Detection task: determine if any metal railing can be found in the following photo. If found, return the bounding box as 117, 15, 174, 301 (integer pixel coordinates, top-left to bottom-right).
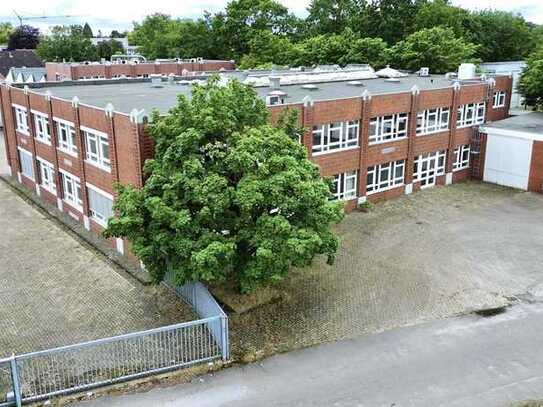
1, 282, 229, 406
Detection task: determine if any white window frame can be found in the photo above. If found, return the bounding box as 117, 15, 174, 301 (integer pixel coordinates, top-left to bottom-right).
36, 157, 56, 195
59, 169, 83, 211
17, 147, 34, 180
31, 110, 51, 145
55, 118, 78, 156
12, 104, 29, 135
457, 102, 485, 128
413, 150, 446, 188
86, 182, 114, 226
369, 113, 408, 145
82, 126, 111, 172
493, 91, 506, 108
331, 170, 358, 201
312, 120, 359, 155
453, 144, 470, 171
416, 107, 450, 136
366, 160, 405, 194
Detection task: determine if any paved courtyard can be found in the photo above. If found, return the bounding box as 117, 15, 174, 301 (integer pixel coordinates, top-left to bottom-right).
0, 132, 194, 357
231, 182, 543, 358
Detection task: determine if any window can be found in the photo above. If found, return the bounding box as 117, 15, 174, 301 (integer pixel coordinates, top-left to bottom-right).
87, 184, 114, 226
312, 120, 359, 154
37, 158, 56, 194
413, 150, 446, 188
32, 111, 51, 144
493, 91, 506, 108
369, 113, 408, 144
416, 107, 450, 135
55, 119, 77, 155
18, 148, 34, 180
453, 145, 470, 171
83, 128, 111, 171
331, 170, 358, 201
457, 102, 485, 128
13, 104, 29, 135
366, 160, 405, 194
60, 171, 83, 211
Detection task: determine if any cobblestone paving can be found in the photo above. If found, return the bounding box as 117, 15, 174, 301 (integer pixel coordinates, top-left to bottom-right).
0, 179, 195, 358
230, 182, 543, 359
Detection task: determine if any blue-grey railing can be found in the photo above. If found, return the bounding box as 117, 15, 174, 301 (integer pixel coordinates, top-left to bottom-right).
0, 281, 229, 407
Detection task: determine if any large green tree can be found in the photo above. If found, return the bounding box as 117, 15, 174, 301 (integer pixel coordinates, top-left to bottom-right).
412, 0, 473, 38
129, 14, 179, 59
0, 22, 13, 45
104, 78, 344, 292
305, 0, 357, 35
36, 25, 98, 62
391, 27, 478, 73
95, 39, 124, 60
7, 25, 40, 50
518, 48, 543, 110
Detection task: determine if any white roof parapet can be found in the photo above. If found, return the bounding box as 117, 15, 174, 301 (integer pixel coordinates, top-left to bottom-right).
105, 103, 114, 118
23, 85, 29, 95
71, 96, 79, 108
44, 90, 52, 101
130, 108, 146, 124
362, 89, 372, 101
411, 85, 420, 96
487, 77, 496, 86
453, 81, 462, 91
302, 95, 314, 107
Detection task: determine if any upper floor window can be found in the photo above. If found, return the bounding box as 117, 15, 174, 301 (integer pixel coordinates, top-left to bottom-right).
60, 170, 83, 211
416, 107, 450, 135
18, 147, 34, 180
369, 113, 408, 145
83, 127, 111, 171
32, 111, 51, 144
331, 170, 358, 201
366, 159, 405, 194
87, 183, 114, 226
13, 104, 29, 135
457, 102, 485, 128
312, 120, 359, 155
55, 119, 77, 156
37, 157, 56, 194
453, 144, 470, 171
493, 91, 506, 108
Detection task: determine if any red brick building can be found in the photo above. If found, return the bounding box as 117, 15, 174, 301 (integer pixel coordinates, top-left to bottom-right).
0, 70, 513, 256
45, 59, 236, 81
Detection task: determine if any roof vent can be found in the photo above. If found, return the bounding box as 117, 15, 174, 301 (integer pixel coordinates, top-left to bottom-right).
266, 90, 287, 106
419, 67, 430, 77
269, 75, 281, 89
347, 80, 365, 86
150, 74, 163, 88
384, 78, 401, 83
301, 84, 318, 90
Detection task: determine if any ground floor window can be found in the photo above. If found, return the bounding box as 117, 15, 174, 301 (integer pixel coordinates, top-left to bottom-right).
414, 150, 446, 188
331, 170, 358, 201
87, 184, 114, 226
60, 171, 83, 211
453, 145, 470, 171
366, 160, 405, 194
18, 148, 34, 180
37, 158, 56, 194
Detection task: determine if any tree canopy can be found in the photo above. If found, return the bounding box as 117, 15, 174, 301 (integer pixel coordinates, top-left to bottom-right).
0, 22, 13, 45
518, 48, 543, 110
7, 25, 40, 50
104, 78, 344, 292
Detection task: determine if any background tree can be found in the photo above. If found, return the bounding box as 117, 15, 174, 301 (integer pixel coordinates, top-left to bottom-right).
0, 22, 13, 45
129, 14, 181, 59
36, 25, 97, 62
412, 0, 473, 38
7, 25, 40, 50
390, 27, 479, 73
110, 30, 127, 38
82, 22, 94, 38
95, 39, 124, 60
518, 48, 543, 110
305, 0, 357, 35
104, 78, 344, 292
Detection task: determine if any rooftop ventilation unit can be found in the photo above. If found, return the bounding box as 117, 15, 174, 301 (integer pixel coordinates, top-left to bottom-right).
301, 84, 318, 90
269, 76, 281, 89
266, 90, 287, 106
384, 78, 401, 82
347, 80, 365, 86
150, 74, 163, 88
458, 63, 476, 80
419, 67, 430, 77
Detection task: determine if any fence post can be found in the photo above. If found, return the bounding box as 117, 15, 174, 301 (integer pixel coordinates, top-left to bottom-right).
9, 354, 22, 407
220, 316, 229, 361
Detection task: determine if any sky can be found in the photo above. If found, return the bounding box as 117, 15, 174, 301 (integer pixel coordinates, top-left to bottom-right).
0, 0, 542, 35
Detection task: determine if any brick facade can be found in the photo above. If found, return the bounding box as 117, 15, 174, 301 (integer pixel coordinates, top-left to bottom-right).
0, 75, 513, 260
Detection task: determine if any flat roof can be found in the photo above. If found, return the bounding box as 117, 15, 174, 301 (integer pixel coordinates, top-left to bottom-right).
482, 112, 543, 136
28, 73, 485, 116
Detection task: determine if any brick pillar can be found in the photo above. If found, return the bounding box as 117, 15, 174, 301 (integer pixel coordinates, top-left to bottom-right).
23, 86, 41, 195
4, 87, 21, 178
405, 86, 420, 193
0, 85, 15, 176
302, 95, 314, 159
446, 82, 461, 183
71, 97, 91, 230
105, 103, 120, 185
45, 91, 64, 210
357, 90, 372, 203
130, 63, 136, 79
104, 65, 112, 79
471, 132, 487, 180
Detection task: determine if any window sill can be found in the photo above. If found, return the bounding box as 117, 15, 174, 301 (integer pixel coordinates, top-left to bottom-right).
368, 136, 408, 147
453, 166, 470, 172
63, 199, 83, 213
312, 145, 359, 157
366, 183, 404, 196
85, 160, 112, 173
16, 129, 30, 137
36, 138, 52, 147
57, 148, 78, 158
40, 185, 57, 196
416, 129, 449, 137
493, 106, 505, 109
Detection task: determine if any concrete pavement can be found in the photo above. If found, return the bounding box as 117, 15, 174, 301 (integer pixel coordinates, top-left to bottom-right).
81, 301, 543, 407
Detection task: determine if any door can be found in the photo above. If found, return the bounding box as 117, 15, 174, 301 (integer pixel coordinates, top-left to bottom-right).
484, 134, 533, 190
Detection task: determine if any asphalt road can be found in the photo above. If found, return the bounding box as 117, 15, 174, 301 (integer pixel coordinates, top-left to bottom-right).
81, 301, 543, 407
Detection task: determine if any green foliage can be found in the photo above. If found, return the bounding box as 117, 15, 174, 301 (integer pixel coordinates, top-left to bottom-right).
129, 14, 179, 59
7, 25, 40, 50
412, 0, 473, 38
36, 25, 98, 62
305, 0, 357, 35
0, 22, 13, 45
518, 48, 543, 110
391, 27, 479, 73
82, 23, 93, 38
358, 201, 374, 213
105, 78, 344, 292
95, 39, 124, 60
